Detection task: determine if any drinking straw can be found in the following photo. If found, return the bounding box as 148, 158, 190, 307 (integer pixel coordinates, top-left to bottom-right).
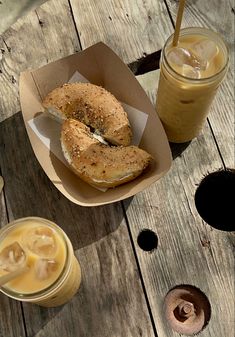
0, 266, 28, 287
173, 0, 186, 46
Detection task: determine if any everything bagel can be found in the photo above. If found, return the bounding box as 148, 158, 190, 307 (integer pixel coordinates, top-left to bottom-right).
43, 82, 132, 146
61, 119, 152, 188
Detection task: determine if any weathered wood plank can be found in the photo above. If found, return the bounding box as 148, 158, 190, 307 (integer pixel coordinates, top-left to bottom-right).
125, 178, 235, 337
0, 294, 26, 337
0, 1, 233, 337
129, 1, 234, 335
124, 69, 234, 336
0, 1, 157, 335
0, 112, 155, 337
0, 0, 80, 123
70, 0, 173, 64
25, 228, 154, 337
165, 0, 234, 168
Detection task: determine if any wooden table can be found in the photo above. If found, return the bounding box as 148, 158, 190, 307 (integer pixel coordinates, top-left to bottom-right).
0, 1, 234, 336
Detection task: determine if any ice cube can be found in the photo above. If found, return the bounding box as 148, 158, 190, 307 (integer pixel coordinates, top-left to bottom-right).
35, 258, 58, 280
0, 242, 26, 272
182, 64, 201, 79
191, 39, 218, 64
23, 226, 57, 258
167, 47, 202, 69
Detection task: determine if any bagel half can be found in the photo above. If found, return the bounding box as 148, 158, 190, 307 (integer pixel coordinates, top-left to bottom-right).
43, 82, 132, 146
61, 119, 152, 188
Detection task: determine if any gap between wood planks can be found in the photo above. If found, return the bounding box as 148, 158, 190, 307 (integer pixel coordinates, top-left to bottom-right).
0, 1, 228, 335
120, 202, 159, 337
67, 0, 82, 50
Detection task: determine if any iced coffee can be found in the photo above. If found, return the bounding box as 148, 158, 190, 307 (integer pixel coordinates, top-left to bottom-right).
0, 217, 81, 307
156, 27, 229, 143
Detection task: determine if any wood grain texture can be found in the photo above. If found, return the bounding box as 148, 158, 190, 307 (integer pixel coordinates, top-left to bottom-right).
0, 0, 80, 123
0, 1, 156, 335
122, 67, 235, 336
69, 0, 173, 64
126, 2, 234, 335
125, 176, 235, 337
165, 0, 234, 168
0, 1, 234, 337
0, 294, 26, 337
0, 112, 155, 337
24, 227, 153, 337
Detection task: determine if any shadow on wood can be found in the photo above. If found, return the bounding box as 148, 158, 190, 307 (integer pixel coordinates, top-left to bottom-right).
128, 49, 161, 75
0, 112, 125, 251
170, 141, 192, 160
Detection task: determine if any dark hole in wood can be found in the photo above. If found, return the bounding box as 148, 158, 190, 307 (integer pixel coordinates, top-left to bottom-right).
195, 169, 235, 231
137, 229, 158, 251
164, 285, 211, 335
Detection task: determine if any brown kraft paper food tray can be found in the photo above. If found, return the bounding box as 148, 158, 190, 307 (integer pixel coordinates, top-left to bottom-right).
19, 42, 172, 206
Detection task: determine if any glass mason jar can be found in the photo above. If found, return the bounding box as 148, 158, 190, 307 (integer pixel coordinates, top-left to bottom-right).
0, 217, 81, 307
156, 27, 229, 143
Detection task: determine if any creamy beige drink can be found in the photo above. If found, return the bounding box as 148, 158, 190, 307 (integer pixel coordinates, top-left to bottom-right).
156, 27, 229, 143
0, 217, 81, 307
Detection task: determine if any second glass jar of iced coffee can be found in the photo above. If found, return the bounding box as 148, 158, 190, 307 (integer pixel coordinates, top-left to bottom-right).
0, 217, 81, 307
156, 27, 229, 143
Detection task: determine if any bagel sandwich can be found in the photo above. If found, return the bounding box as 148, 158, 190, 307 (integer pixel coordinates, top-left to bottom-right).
61, 119, 152, 188
43, 82, 132, 146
